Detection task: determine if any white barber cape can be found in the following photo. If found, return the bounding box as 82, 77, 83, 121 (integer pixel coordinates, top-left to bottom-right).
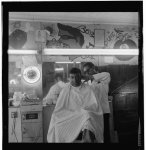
47, 83, 103, 143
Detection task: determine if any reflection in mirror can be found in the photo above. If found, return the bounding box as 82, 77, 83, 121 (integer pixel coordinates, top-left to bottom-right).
42, 61, 82, 100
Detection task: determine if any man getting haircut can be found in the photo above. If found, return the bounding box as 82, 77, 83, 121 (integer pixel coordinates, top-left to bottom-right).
47, 67, 103, 143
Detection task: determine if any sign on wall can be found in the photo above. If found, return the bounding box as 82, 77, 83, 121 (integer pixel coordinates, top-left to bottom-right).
94, 29, 105, 48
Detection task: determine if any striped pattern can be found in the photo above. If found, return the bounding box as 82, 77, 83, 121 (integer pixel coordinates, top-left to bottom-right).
47, 83, 104, 143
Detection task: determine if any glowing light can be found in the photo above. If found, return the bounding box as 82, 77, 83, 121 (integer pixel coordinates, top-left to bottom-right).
55, 62, 81, 64
17, 74, 22, 77
23, 66, 41, 84
10, 79, 17, 85
8, 50, 38, 55
43, 49, 139, 55
55, 68, 64, 71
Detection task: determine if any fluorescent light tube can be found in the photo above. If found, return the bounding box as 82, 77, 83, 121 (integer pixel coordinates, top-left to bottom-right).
55, 62, 81, 64
55, 68, 64, 71
8, 50, 38, 55
43, 49, 139, 55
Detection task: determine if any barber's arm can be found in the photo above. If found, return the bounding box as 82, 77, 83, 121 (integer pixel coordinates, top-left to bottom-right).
43, 87, 56, 105
93, 72, 111, 84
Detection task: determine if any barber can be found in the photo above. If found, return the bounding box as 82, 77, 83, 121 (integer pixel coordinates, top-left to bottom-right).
83, 62, 111, 143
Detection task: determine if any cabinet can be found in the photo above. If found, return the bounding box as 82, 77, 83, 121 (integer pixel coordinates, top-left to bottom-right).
9, 105, 43, 143
21, 122, 43, 143
21, 105, 43, 143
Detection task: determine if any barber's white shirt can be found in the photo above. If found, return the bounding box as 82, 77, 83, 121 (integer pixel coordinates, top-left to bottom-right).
89, 72, 111, 114
43, 81, 66, 105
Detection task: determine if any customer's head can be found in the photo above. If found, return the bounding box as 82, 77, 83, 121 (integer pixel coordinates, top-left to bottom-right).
54, 74, 63, 83
69, 68, 82, 87
83, 62, 98, 80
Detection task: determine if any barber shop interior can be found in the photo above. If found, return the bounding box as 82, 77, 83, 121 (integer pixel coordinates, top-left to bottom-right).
8, 12, 142, 144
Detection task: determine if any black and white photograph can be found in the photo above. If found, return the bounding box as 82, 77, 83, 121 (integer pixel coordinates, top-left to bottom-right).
2, 1, 143, 149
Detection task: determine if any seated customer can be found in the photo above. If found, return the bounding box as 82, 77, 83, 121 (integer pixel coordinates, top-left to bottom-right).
43, 74, 66, 105
47, 68, 103, 143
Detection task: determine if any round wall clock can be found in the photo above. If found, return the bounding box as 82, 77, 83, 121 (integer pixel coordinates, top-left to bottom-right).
23, 66, 41, 84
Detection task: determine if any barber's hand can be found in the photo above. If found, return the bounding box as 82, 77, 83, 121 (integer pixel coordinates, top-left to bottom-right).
83, 76, 93, 83
89, 75, 94, 81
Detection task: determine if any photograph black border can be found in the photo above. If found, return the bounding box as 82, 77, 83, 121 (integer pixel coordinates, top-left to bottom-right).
2, 1, 143, 150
